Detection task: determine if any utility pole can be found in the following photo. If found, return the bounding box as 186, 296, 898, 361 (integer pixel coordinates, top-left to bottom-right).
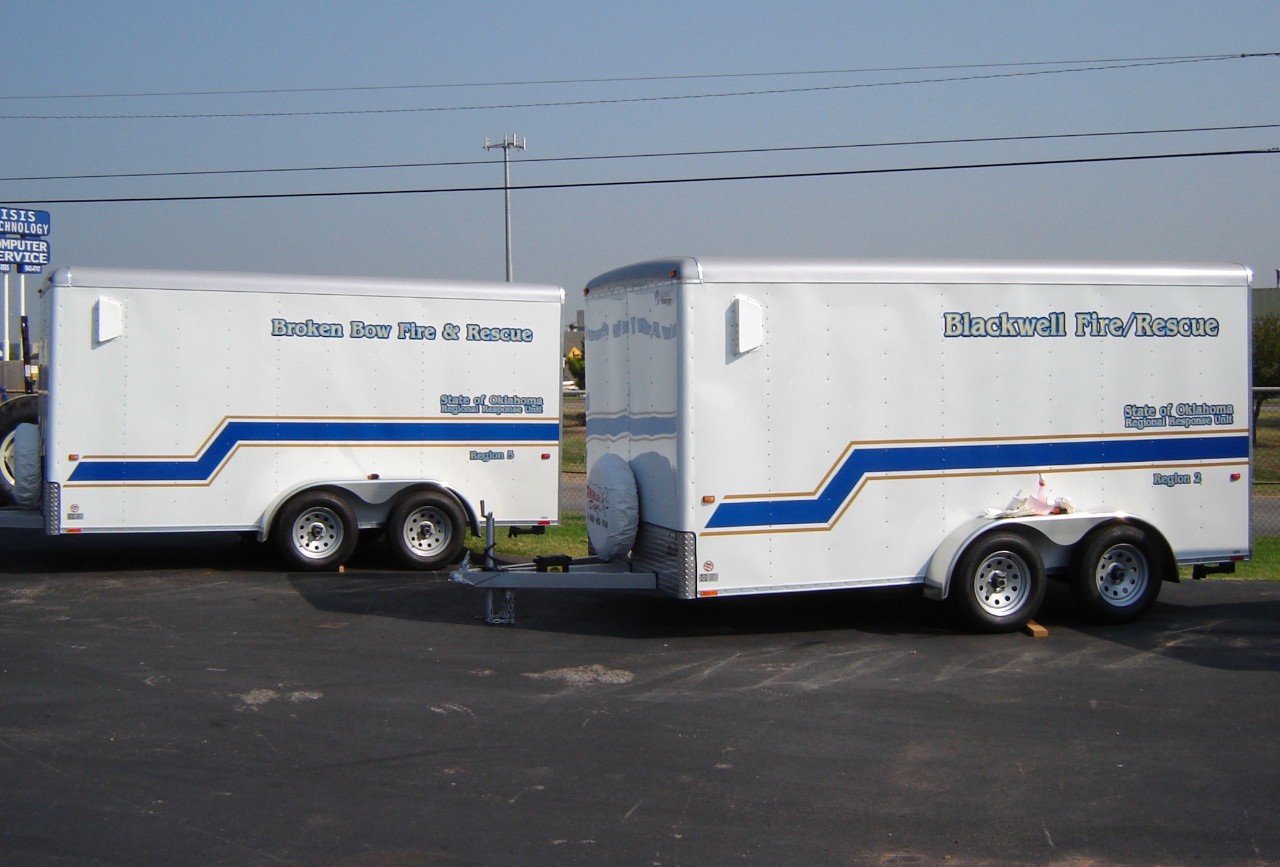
483, 134, 525, 282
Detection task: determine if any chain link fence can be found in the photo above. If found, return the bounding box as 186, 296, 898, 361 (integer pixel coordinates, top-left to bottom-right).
561, 392, 586, 514
1255, 484, 1280, 539
1254, 394, 1280, 541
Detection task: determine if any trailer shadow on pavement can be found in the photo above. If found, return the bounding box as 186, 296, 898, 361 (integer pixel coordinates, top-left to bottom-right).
5, 524, 1274, 648
1064, 587, 1280, 674
0, 528, 273, 575
4, 528, 1278, 675
3, 531, 1280, 865
285, 568, 1280, 671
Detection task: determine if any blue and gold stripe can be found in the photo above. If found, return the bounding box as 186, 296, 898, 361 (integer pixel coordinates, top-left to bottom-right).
68, 417, 559, 484
705, 432, 1249, 533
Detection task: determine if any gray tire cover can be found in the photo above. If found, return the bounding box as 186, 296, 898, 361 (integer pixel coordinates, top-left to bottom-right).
13, 423, 41, 510
585, 453, 639, 561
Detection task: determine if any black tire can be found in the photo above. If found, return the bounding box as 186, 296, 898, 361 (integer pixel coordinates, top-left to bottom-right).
386, 489, 466, 570
0, 396, 38, 506
1069, 524, 1164, 624
274, 490, 359, 571
949, 532, 1047, 633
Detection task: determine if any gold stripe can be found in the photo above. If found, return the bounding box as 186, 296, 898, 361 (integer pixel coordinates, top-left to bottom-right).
720, 430, 1248, 501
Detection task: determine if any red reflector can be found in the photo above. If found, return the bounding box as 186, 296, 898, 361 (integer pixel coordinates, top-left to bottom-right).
541, 453, 551, 460
1230, 473, 1242, 481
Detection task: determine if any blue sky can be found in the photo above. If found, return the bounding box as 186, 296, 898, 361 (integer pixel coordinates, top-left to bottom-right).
2, 1, 1277, 321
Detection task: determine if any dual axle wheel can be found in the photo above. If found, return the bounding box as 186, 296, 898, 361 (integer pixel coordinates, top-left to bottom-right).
949, 524, 1164, 633
274, 488, 466, 572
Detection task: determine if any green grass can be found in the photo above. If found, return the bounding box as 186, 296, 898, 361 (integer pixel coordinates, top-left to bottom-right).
1182, 535, 1280, 581
463, 512, 590, 562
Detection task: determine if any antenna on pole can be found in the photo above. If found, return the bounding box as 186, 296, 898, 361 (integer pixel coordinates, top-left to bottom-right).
483, 134, 526, 282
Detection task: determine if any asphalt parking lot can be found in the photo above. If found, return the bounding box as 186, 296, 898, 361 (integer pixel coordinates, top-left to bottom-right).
1, 530, 1279, 866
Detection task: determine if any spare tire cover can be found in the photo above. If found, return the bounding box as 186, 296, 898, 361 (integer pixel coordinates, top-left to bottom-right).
0, 395, 38, 504
13, 423, 42, 510
585, 452, 639, 561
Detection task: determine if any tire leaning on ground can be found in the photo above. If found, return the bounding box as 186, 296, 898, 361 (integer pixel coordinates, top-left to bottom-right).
273, 490, 360, 571
1069, 524, 1164, 624
949, 531, 1047, 633
386, 489, 466, 570
0, 396, 39, 506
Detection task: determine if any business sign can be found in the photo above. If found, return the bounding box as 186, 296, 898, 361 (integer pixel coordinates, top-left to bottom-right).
0, 207, 51, 273
0, 237, 50, 273
0, 208, 51, 237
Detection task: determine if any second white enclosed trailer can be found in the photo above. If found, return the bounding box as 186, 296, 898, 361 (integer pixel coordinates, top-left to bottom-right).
564, 257, 1252, 631
10, 266, 564, 571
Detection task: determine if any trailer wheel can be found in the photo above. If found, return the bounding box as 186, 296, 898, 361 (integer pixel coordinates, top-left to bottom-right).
949, 532, 1046, 633
274, 490, 359, 571
386, 490, 465, 570
1069, 524, 1163, 624
0, 396, 38, 506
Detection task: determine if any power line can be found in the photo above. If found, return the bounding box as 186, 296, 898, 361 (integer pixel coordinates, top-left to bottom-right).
4, 123, 1277, 182
0, 53, 1260, 101
10, 148, 1276, 205
3, 55, 1271, 121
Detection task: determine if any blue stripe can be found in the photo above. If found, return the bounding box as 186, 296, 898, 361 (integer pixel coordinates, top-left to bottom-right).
68, 419, 560, 483
705, 435, 1249, 530
587, 414, 679, 439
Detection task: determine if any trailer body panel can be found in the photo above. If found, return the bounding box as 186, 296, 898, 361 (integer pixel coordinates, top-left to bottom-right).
38, 266, 563, 535
585, 258, 1250, 600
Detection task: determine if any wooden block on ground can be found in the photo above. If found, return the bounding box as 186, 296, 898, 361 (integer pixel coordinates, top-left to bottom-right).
1023, 620, 1049, 638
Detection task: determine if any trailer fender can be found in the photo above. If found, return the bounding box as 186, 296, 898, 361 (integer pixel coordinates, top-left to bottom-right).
257, 479, 475, 541
925, 512, 1165, 601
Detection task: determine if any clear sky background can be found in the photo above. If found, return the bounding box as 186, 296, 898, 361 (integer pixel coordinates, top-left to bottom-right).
2, 1, 1278, 324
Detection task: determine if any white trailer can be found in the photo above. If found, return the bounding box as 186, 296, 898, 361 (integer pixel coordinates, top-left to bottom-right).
0, 266, 564, 570
456, 257, 1251, 632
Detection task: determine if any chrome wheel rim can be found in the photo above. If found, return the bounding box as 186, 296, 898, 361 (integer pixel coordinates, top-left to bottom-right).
401, 505, 451, 557
290, 508, 345, 560
1093, 543, 1149, 607
971, 550, 1032, 617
